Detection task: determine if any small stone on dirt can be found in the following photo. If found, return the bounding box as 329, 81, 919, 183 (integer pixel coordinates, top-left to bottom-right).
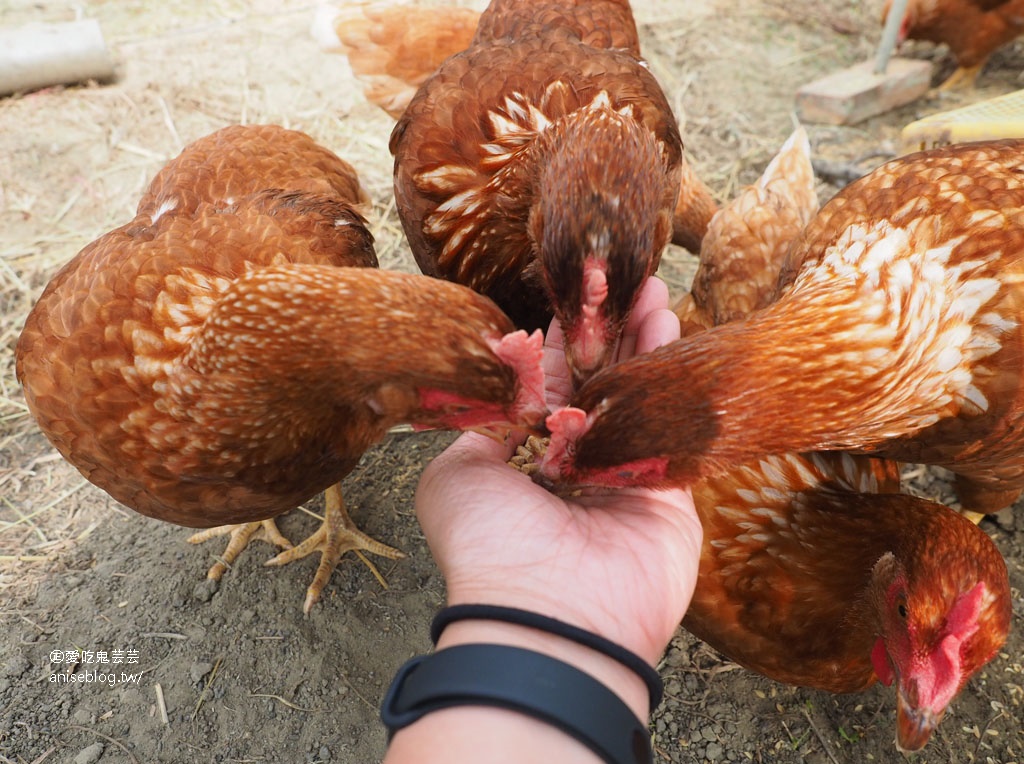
3, 653, 30, 677
993, 507, 1016, 531
73, 708, 93, 724
73, 742, 104, 764
190, 661, 214, 684
193, 579, 218, 602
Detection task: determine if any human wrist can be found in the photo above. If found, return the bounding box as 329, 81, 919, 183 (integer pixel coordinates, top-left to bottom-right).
383, 685, 611, 764
441, 582, 672, 665
436, 614, 652, 721
382, 641, 653, 764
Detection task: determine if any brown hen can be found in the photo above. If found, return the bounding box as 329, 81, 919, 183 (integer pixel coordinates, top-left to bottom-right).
542, 139, 1024, 522
659, 146, 1008, 749
16, 125, 547, 612
675, 126, 818, 333
138, 123, 370, 218
883, 0, 1024, 90
688, 450, 1010, 751
314, 2, 481, 120
320, 0, 718, 255
382, 0, 714, 386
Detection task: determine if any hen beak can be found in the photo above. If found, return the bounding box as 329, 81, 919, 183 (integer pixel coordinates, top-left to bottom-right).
895, 689, 942, 753
565, 342, 613, 389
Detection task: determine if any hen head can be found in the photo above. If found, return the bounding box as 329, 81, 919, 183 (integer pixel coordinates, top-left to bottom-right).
868, 523, 1011, 752
540, 404, 674, 488
529, 105, 674, 387
881, 0, 923, 41
410, 328, 549, 436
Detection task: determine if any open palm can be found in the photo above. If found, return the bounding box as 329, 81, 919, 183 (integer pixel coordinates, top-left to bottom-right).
415, 278, 702, 664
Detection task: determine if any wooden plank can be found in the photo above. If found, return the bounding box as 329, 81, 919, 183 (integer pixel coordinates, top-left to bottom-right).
795, 58, 932, 126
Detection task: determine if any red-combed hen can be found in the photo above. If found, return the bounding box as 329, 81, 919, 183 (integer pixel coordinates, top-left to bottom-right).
543, 139, 1024, 526
16, 124, 547, 613
388, 0, 717, 388
688, 448, 1009, 752
882, 0, 1024, 90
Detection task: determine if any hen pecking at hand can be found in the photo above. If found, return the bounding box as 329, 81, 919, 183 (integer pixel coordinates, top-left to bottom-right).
16, 124, 547, 612
319, 1, 719, 259
385, 0, 716, 387
665, 136, 1008, 750
542, 139, 1024, 523
882, 0, 1024, 90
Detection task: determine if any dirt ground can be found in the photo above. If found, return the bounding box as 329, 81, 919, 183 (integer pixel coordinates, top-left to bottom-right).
1, 1, 1022, 762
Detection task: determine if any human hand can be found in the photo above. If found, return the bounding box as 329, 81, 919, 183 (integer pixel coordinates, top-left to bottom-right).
414, 277, 702, 717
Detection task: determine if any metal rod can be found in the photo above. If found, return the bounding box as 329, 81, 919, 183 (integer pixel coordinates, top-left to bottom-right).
875, 0, 910, 74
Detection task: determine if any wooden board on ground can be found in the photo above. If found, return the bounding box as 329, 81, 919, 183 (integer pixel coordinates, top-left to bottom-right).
795, 57, 932, 125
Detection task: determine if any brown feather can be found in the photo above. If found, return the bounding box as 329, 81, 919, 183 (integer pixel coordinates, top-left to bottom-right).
390, 0, 692, 385
16, 125, 544, 529
679, 127, 817, 329
548, 140, 1024, 517
689, 451, 1009, 696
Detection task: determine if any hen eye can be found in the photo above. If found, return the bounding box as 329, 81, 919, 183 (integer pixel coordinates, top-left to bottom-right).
897, 603, 908, 619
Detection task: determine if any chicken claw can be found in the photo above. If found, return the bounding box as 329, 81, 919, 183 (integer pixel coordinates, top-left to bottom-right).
265, 484, 405, 613
189, 519, 295, 581
935, 63, 984, 92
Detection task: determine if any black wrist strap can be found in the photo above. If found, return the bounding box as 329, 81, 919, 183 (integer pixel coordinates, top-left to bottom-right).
381, 644, 653, 764
431, 604, 664, 709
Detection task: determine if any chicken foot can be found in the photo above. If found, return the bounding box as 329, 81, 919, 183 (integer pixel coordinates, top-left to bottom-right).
936, 62, 985, 92
265, 483, 405, 613
189, 519, 296, 581
953, 479, 1020, 526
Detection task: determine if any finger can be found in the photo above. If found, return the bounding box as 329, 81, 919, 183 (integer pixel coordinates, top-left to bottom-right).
635, 307, 681, 355
632, 276, 670, 318
618, 277, 671, 362
542, 317, 574, 407
416, 431, 530, 531
442, 430, 520, 466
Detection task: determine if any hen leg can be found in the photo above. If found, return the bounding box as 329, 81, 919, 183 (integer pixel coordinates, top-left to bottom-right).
953, 477, 1020, 525
188, 519, 295, 580
936, 62, 985, 92
266, 483, 405, 613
